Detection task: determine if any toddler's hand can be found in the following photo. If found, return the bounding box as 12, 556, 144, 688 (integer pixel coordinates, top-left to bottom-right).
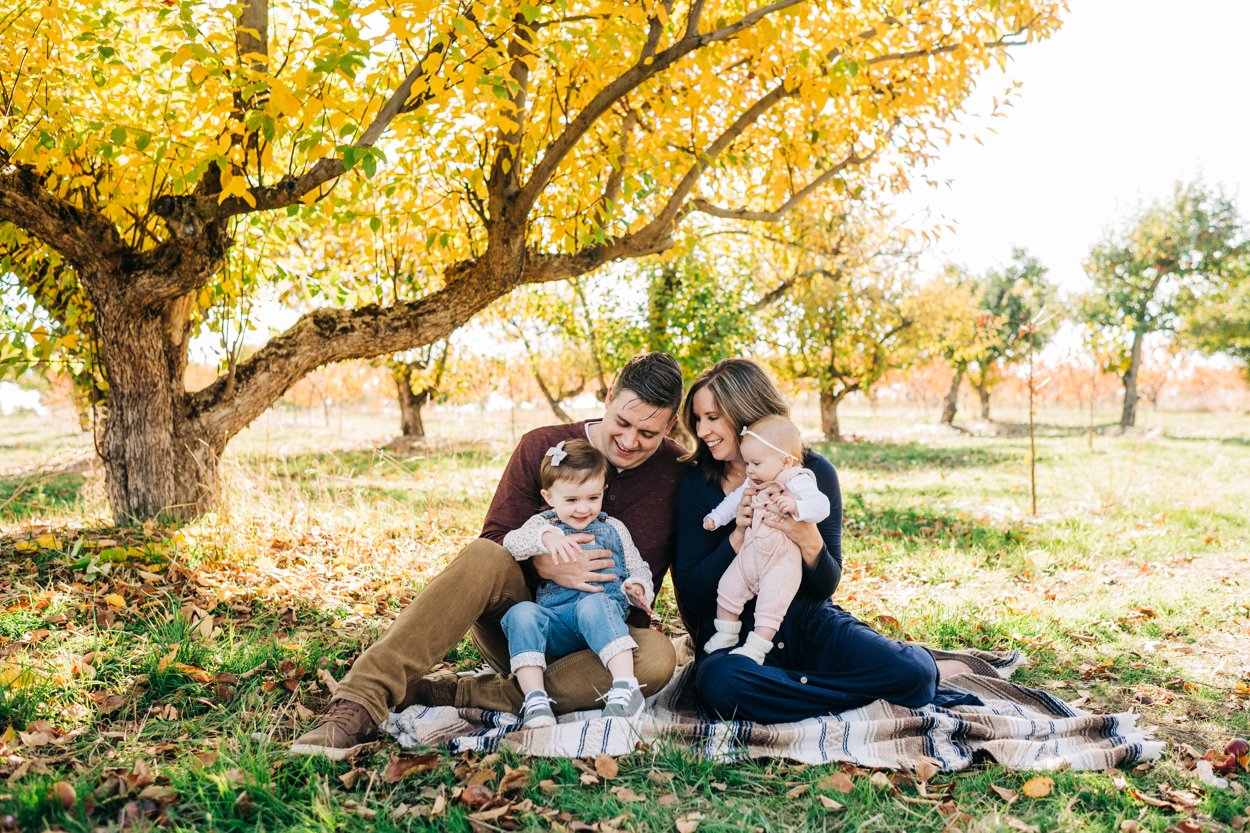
542, 530, 585, 563
702, 516, 716, 531
623, 581, 654, 618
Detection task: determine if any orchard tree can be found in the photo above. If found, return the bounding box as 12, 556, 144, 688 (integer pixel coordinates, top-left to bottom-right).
1081, 182, 1249, 429
1180, 264, 1250, 379
965, 247, 1056, 419
923, 264, 993, 425
1, 0, 1062, 521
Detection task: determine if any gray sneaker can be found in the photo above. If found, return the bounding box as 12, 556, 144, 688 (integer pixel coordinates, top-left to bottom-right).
601, 680, 645, 719
521, 691, 557, 728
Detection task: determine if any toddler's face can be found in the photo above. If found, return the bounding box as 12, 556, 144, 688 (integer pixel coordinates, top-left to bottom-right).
740, 435, 788, 483
541, 475, 606, 530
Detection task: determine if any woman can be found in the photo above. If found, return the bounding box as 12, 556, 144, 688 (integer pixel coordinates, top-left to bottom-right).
672, 359, 975, 722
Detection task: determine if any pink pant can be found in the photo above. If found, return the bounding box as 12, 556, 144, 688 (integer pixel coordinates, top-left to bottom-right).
716, 502, 801, 632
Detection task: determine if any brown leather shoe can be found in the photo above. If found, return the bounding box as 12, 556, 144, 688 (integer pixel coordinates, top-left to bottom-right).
290, 699, 379, 760
398, 671, 460, 710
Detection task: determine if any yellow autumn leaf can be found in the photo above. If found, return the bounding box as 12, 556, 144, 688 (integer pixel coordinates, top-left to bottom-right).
104, 593, 127, 608
14, 541, 38, 553
1021, 775, 1054, 798
34, 534, 59, 549
172, 663, 214, 684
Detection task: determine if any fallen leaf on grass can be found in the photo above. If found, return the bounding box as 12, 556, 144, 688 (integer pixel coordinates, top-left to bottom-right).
498, 765, 531, 795
818, 772, 855, 794
1005, 818, 1040, 833
1166, 822, 1202, 833
1021, 775, 1054, 798
658, 793, 679, 807
818, 795, 845, 811
610, 786, 644, 803
675, 812, 704, 833
338, 768, 368, 789
594, 754, 618, 779
1120, 821, 1141, 833
383, 753, 439, 783
50, 781, 76, 809
458, 784, 495, 810
785, 784, 810, 799
538, 779, 558, 795
912, 757, 941, 783
104, 593, 127, 609
869, 771, 893, 791
989, 784, 1019, 803
579, 772, 599, 786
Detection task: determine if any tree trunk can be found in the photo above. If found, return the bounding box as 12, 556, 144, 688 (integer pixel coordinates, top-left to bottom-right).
393, 365, 429, 438
976, 380, 991, 420
940, 364, 965, 425
95, 295, 222, 523
1120, 329, 1145, 429
820, 388, 843, 441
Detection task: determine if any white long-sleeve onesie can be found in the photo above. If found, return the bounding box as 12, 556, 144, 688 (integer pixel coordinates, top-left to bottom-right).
704, 471, 830, 529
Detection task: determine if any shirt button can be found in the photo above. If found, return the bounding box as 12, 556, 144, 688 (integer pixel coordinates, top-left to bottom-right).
776, 642, 785, 649
800, 676, 808, 684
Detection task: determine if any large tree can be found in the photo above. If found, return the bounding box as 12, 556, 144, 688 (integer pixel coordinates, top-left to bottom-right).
0, 0, 1062, 521
1081, 182, 1249, 429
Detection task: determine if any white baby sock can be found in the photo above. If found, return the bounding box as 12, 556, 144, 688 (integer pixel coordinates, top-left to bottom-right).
729, 631, 773, 665
703, 619, 743, 653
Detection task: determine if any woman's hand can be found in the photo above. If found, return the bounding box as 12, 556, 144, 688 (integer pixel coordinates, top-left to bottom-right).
761, 512, 824, 566
728, 483, 755, 553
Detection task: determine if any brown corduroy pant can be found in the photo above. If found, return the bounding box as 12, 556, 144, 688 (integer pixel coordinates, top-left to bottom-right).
333, 538, 677, 724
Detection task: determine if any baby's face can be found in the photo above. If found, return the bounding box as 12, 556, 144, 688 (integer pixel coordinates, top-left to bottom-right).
541, 475, 606, 530
740, 435, 788, 483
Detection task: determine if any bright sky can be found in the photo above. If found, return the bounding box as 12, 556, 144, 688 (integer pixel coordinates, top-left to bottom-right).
901, 0, 1250, 293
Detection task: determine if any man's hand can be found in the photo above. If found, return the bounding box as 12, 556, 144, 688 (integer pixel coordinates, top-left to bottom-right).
534, 537, 616, 592
542, 529, 585, 563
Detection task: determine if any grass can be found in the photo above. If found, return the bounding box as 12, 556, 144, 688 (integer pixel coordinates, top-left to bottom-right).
0, 401, 1248, 832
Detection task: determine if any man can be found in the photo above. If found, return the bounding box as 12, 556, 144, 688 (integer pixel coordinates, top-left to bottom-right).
292, 352, 687, 759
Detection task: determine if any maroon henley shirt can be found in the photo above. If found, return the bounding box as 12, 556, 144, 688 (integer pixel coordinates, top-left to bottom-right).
479, 420, 688, 628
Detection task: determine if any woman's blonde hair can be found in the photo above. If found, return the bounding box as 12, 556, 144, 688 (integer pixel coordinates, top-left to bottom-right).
681, 358, 790, 486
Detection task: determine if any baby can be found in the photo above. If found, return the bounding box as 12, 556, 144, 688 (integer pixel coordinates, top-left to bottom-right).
500, 439, 655, 727
702, 414, 830, 664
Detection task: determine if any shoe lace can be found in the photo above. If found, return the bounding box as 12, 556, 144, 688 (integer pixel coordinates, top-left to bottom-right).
601, 683, 643, 708
324, 699, 367, 730
522, 692, 555, 714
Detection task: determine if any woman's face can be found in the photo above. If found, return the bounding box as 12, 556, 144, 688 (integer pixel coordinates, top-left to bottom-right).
691, 387, 740, 462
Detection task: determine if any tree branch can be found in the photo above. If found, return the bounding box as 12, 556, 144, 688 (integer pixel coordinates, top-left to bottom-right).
515, 0, 804, 217
0, 158, 125, 274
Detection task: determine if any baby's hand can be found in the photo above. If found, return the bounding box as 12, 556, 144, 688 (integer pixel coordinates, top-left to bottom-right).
623, 581, 654, 617
542, 530, 585, 563
772, 494, 798, 517
703, 515, 717, 531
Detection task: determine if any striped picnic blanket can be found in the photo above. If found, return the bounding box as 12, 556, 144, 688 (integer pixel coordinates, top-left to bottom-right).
381, 646, 1162, 772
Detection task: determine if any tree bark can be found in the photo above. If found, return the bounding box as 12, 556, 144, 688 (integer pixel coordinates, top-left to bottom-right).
940, 364, 965, 425
820, 388, 845, 442
393, 366, 430, 439
976, 380, 991, 420
1120, 329, 1145, 429
93, 291, 223, 522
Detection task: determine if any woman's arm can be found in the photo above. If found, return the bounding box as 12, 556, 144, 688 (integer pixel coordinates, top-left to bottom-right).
672, 475, 740, 630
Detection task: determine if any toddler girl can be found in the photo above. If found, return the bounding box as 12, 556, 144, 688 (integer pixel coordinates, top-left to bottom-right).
702, 414, 830, 664
501, 439, 654, 727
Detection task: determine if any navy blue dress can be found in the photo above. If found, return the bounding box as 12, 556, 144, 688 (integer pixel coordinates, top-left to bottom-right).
673, 450, 942, 723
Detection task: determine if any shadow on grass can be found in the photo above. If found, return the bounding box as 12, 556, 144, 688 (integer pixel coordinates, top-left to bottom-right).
846, 503, 1032, 553
0, 472, 86, 522
815, 440, 1011, 473
953, 420, 1122, 438
238, 444, 499, 482
1165, 434, 1250, 446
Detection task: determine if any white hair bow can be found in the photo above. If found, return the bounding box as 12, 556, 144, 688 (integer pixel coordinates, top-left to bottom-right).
545, 441, 568, 466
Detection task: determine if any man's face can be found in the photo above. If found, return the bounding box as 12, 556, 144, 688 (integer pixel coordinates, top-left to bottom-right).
596, 389, 675, 469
